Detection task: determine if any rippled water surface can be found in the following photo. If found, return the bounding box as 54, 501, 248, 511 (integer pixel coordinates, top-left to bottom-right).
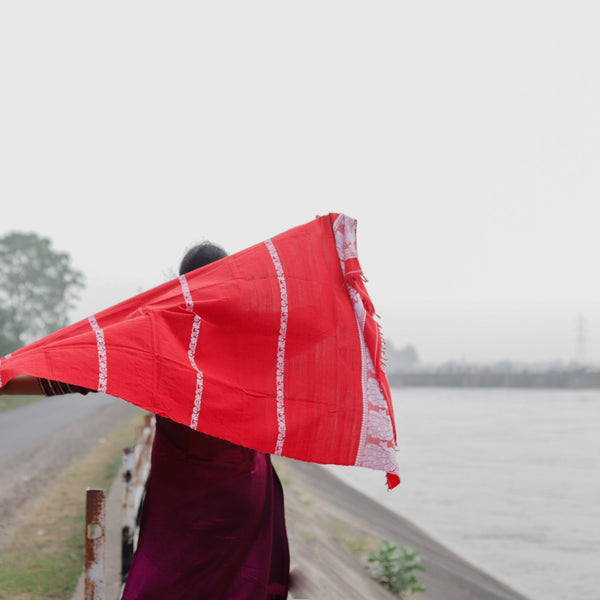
326, 387, 600, 600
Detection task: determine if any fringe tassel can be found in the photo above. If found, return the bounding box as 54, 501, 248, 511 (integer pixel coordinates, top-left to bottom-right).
344, 272, 375, 316
386, 471, 401, 489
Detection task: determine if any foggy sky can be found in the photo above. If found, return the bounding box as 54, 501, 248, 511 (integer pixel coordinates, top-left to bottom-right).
1, 2, 599, 365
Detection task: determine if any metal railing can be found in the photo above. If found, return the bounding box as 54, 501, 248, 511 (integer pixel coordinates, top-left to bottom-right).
84, 414, 154, 600
120, 414, 154, 583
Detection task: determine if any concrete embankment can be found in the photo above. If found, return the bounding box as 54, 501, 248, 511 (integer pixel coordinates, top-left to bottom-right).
275, 457, 532, 600
73, 454, 531, 600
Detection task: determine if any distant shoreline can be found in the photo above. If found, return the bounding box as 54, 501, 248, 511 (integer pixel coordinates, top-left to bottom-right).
388, 369, 600, 389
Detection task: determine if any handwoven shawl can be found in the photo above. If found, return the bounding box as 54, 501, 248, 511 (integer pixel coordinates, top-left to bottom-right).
0, 213, 400, 487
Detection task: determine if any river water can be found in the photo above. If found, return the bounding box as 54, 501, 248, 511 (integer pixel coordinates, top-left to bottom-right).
326, 387, 600, 600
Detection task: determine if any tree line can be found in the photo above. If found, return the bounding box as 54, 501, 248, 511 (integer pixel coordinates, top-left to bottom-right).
0, 232, 85, 356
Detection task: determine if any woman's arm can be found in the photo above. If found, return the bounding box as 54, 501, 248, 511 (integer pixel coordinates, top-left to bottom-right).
0, 374, 43, 395
1, 375, 96, 396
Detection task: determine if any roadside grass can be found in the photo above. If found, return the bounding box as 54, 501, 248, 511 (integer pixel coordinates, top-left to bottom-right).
0, 395, 45, 413
0, 410, 145, 600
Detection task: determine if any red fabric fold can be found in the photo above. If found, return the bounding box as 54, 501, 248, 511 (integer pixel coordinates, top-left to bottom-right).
0, 213, 399, 486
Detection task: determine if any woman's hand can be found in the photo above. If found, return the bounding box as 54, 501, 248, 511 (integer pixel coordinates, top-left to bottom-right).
0, 374, 42, 395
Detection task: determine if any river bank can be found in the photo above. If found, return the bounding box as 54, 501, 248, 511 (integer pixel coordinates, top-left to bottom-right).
274, 457, 531, 600
72, 454, 531, 600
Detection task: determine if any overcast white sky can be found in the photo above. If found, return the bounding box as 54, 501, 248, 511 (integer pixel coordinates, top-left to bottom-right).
1, 2, 599, 365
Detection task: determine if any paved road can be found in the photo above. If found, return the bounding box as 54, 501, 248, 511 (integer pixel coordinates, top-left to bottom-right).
0, 393, 119, 460
0, 394, 137, 533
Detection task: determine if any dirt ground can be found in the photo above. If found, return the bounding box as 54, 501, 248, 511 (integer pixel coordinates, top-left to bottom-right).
0, 399, 137, 551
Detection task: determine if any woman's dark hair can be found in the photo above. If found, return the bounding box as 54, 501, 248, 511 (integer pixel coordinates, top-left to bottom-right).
179, 241, 228, 276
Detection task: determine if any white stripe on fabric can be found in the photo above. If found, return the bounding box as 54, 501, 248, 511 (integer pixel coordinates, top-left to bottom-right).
88, 315, 108, 393
179, 273, 194, 312
264, 239, 288, 456
178, 275, 204, 430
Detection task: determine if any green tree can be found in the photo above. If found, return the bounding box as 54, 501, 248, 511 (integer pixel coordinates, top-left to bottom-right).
0, 232, 85, 354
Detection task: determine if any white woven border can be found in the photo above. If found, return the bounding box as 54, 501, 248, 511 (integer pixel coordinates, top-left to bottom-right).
178, 275, 204, 430
349, 286, 370, 462
88, 315, 108, 393
265, 239, 288, 456
332, 214, 398, 476
333, 214, 369, 459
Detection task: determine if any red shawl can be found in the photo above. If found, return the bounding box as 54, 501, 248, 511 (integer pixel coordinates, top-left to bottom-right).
0, 214, 400, 488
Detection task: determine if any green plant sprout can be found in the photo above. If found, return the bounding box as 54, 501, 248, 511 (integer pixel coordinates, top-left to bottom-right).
366, 540, 426, 599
